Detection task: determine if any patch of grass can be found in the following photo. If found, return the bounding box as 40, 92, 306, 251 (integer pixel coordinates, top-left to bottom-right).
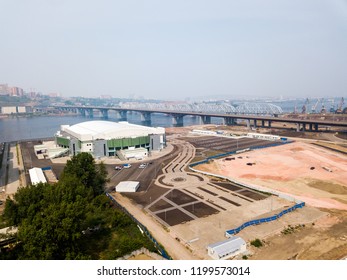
204, 150, 224, 157
16, 144, 20, 165
250, 239, 263, 248
190, 156, 206, 163
281, 224, 304, 235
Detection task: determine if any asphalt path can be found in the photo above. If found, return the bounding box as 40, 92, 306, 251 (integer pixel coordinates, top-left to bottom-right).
106, 144, 180, 193
106, 160, 163, 193
0, 143, 9, 191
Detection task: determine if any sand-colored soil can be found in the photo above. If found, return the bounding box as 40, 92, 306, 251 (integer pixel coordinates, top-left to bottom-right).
195, 140, 347, 259
196, 141, 347, 210
248, 209, 347, 260
127, 254, 155, 260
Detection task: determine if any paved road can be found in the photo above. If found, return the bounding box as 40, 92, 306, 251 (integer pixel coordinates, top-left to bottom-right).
109, 140, 202, 259
0, 143, 9, 191
5, 144, 21, 195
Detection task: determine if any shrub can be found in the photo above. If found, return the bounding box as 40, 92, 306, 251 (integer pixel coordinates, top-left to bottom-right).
250, 239, 263, 248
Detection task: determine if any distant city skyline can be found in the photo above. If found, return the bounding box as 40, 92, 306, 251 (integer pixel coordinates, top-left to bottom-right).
1, 0, 346, 100
1, 80, 344, 103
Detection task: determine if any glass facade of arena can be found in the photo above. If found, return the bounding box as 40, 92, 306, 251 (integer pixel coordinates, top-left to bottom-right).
56, 137, 70, 148
107, 136, 150, 156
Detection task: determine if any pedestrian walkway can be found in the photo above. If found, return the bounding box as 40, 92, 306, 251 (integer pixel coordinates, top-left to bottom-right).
3, 143, 26, 196
0, 143, 9, 192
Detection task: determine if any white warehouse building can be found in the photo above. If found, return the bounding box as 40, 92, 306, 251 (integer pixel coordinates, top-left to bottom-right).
55, 121, 166, 158
247, 132, 280, 141
29, 167, 47, 185
207, 236, 247, 260
115, 181, 140, 192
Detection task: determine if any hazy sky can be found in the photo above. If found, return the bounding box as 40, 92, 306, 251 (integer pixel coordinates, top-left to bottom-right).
0, 0, 346, 100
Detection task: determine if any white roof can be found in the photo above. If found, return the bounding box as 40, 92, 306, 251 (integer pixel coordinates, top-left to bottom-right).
208, 236, 245, 257
29, 167, 47, 185
0, 226, 18, 242
115, 181, 140, 192
60, 121, 165, 142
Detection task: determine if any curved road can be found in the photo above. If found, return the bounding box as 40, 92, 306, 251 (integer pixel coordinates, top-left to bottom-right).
110, 139, 202, 259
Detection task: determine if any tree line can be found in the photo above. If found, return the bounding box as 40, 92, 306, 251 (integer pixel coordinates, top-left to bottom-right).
1, 152, 154, 259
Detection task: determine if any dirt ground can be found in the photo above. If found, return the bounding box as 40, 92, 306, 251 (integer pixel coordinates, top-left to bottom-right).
196, 141, 347, 210
248, 209, 347, 260
195, 140, 347, 259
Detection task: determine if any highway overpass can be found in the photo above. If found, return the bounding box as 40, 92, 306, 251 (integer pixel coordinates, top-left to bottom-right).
53, 105, 347, 132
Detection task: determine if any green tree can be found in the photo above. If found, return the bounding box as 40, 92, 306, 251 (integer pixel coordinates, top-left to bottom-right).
1, 152, 156, 260
61, 153, 108, 196
1, 153, 108, 259
3, 178, 93, 259
3, 182, 50, 225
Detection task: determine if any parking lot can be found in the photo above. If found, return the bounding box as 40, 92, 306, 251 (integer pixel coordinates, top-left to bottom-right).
183, 135, 282, 154
20, 140, 65, 184
106, 161, 159, 192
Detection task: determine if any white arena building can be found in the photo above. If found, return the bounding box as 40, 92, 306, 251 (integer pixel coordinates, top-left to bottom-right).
55, 121, 166, 158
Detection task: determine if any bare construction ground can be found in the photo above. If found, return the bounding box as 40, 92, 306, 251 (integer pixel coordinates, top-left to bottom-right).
196, 141, 347, 210
195, 140, 347, 259
116, 138, 326, 259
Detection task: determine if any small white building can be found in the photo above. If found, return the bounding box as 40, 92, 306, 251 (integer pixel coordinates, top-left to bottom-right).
247, 133, 280, 141
34, 142, 69, 159
28, 167, 47, 185
115, 181, 140, 193
207, 236, 246, 260
117, 148, 148, 161
190, 129, 217, 136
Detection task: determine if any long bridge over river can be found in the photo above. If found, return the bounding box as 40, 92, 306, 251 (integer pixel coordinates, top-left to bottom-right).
54, 105, 347, 132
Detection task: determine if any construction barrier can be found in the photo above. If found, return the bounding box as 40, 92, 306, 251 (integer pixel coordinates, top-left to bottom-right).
188, 139, 306, 236
105, 192, 171, 260
41, 166, 52, 171
225, 202, 305, 237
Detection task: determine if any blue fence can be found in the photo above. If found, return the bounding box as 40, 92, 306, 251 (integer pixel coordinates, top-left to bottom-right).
105, 193, 172, 260
225, 202, 305, 236
188, 139, 306, 236
41, 166, 52, 171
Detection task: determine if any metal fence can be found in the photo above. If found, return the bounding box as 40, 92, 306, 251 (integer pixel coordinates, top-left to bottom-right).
225, 202, 305, 237
189, 139, 306, 236
105, 192, 171, 260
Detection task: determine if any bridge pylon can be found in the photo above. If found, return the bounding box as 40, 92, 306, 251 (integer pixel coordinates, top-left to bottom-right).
140, 112, 151, 122
171, 114, 184, 126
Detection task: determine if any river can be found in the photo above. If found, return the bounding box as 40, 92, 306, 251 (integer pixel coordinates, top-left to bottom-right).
0, 112, 222, 143
1, 98, 340, 143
